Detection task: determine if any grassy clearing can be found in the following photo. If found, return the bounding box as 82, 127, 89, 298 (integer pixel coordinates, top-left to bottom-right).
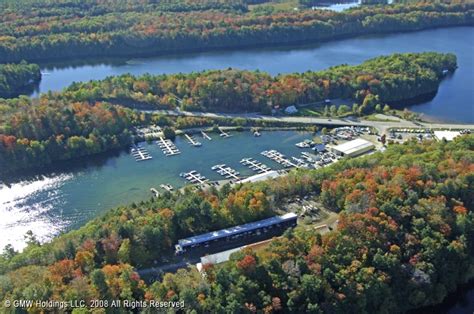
249, 0, 300, 12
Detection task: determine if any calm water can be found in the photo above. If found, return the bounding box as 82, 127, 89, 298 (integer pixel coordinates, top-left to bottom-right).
312, 1, 362, 12
0, 130, 313, 250
35, 27, 474, 123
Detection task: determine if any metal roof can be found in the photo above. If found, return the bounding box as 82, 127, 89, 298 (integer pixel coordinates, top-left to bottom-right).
331, 138, 374, 155
237, 170, 281, 184
178, 213, 297, 248
433, 130, 460, 141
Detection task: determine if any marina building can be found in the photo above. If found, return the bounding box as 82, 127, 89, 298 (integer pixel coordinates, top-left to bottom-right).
330, 138, 375, 158
175, 212, 297, 254
236, 170, 281, 184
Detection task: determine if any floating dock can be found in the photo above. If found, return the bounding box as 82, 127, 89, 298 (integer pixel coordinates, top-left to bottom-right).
261, 150, 298, 168
301, 152, 319, 163
131, 145, 153, 161
201, 131, 212, 141
240, 158, 272, 174
219, 128, 231, 138
157, 137, 180, 156
184, 134, 202, 147
180, 170, 209, 186
160, 184, 174, 192
211, 164, 241, 180
291, 156, 309, 168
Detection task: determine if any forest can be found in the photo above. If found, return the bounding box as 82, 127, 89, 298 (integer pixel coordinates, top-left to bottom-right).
0, 134, 472, 312
0, 1, 472, 62
0, 97, 145, 175
63, 52, 457, 112
0, 61, 40, 98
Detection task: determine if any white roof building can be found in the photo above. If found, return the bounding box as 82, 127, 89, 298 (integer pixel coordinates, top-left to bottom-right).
236, 170, 281, 184
433, 130, 460, 141
197, 247, 242, 272
330, 138, 375, 157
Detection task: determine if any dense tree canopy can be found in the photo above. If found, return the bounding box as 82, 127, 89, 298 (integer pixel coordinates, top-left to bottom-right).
0, 135, 472, 312
63, 52, 457, 112
0, 1, 472, 62
0, 61, 40, 98
0, 97, 145, 175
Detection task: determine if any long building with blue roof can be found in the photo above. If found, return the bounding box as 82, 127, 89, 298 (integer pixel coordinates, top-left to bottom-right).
175, 212, 297, 254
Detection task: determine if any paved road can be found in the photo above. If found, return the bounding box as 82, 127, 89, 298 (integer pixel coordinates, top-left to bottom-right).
142, 109, 474, 134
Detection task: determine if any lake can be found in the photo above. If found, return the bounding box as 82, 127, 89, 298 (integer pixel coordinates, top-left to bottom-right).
35, 27, 474, 123
0, 130, 313, 250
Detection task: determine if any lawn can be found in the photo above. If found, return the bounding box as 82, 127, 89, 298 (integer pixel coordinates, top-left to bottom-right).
249, 0, 300, 12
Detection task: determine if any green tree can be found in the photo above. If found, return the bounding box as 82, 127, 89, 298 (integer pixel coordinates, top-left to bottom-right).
118, 238, 131, 264
337, 105, 349, 116
352, 103, 359, 115
91, 269, 110, 300
323, 105, 329, 117
163, 127, 176, 140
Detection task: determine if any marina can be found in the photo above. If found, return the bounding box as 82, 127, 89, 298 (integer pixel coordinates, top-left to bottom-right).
240, 158, 272, 174
261, 150, 298, 168
157, 137, 181, 156
180, 170, 209, 186
0, 130, 355, 250
184, 134, 202, 147
211, 164, 241, 180
201, 131, 212, 141
131, 145, 153, 161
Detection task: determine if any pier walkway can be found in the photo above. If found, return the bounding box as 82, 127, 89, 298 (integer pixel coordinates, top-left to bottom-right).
160, 184, 174, 192
185, 134, 202, 147
180, 171, 209, 186
240, 158, 272, 174
261, 150, 298, 168
219, 128, 231, 138
131, 145, 153, 161
212, 164, 240, 180
158, 137, 180, 156
201, 131, 212, 141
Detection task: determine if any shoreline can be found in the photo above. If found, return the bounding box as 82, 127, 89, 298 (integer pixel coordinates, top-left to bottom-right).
9, 25, 474, 66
